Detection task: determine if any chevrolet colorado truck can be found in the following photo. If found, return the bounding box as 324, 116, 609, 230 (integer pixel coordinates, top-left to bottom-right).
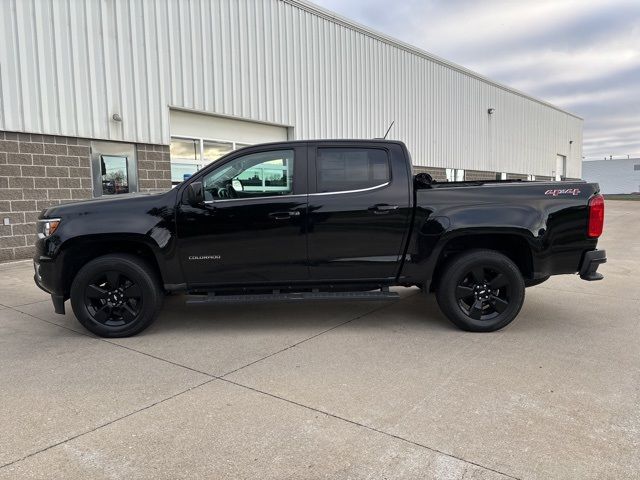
33, 140, 606, 337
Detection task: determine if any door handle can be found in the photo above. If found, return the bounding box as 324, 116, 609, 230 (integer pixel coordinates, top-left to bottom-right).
269, 210, 301, 220
368, 204, 399, 214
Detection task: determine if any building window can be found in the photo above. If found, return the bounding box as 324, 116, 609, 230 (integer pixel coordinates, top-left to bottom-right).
203, 140, 234, 164
100, 155, 130, 195
170, 137, 250, 185
170, 138, 200, 184
446, 168, 465, 182
634, 164, 640, 171
316, 148, 389, 193
527, 174, 536, 181
171, 138, 199, 160
90, 141, 138, 197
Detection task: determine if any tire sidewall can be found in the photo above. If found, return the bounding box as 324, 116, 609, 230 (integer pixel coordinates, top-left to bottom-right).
71, 255, 161, 337
437, 250, 525, 332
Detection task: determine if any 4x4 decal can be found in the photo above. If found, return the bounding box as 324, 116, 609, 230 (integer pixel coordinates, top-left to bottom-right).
544, 188, 581, 196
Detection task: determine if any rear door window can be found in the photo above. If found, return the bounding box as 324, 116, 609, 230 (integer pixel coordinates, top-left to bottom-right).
316, 148, 389, 193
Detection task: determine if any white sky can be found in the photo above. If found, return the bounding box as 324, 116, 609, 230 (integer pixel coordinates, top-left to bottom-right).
313, 0, 640, 160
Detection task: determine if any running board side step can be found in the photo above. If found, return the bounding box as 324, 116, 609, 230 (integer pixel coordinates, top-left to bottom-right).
186, 290, 400, 305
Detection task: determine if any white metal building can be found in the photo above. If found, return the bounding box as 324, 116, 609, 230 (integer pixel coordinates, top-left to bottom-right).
1, 0, 583, 260
582, 159, 640, 194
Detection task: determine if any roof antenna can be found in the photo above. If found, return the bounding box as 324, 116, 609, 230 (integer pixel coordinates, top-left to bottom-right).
382, 121, 395, 139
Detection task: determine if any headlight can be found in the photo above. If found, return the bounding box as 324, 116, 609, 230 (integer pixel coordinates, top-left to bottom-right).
38, 218, 61, 238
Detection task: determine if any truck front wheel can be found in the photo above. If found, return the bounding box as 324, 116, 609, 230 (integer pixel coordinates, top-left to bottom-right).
70, 254, 163, 337
435, 249, 525, 332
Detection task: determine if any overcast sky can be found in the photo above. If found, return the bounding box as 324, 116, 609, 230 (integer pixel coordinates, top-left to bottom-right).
313, 0, 640, 160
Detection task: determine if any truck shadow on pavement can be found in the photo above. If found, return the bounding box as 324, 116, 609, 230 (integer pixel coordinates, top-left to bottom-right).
15, 286, 560, 337
142, 288, 456, 336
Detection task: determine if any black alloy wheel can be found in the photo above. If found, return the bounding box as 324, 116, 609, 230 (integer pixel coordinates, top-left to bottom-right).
454, 266, 510, 321
71, 254, 163, 337
83, 271, 143, 327
436, 249, 525, 332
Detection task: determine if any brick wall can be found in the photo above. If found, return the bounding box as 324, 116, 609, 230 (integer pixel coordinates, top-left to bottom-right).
137, 144, 171, 191
0, 131, 171, 262
0, 132, 93, 261
506, 173, 528, 180
464, 169, 497, 181
413, 166, 447, 182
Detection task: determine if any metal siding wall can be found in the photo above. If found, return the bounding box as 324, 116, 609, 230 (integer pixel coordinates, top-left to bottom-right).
0, 0, 582, 176
582, 159, 640, 194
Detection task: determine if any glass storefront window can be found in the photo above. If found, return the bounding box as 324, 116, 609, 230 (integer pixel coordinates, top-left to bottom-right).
203, 140, 234, 163
170, 138, 198, 161
171, 163, 204, 183
170, 137, 254, 186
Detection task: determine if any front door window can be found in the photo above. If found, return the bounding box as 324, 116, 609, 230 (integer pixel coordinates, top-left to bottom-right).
202, 150, 294, 201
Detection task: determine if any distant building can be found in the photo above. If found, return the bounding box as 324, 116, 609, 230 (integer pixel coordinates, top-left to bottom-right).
582, 158, 640, 194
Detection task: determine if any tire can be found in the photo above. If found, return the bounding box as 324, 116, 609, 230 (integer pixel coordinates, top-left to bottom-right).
70, 254, 163, 337
435, 249, 525, 332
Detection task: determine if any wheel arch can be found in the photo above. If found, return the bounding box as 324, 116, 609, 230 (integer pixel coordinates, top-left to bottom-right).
429, 232, 534, 292
59, 235, 165, 297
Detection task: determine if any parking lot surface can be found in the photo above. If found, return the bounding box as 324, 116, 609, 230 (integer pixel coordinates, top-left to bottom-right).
0, 201, 638, 479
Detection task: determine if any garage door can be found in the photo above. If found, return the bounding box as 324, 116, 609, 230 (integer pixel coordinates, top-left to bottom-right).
169, 110, 289, 184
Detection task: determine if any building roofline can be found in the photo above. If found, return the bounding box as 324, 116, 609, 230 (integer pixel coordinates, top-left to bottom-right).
583, 158, 640, 163
283, 0, 583, 121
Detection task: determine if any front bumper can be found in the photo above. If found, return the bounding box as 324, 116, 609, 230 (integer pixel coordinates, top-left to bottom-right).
579, 249, 607, 281
33, 256, 66, 314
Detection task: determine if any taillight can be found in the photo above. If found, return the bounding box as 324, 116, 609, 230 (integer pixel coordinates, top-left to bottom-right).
588, 194, 604, 238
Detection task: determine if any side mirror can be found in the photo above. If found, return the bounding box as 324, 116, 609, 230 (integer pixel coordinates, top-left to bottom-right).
187, 181, 204, 206
231, 179, 244, 191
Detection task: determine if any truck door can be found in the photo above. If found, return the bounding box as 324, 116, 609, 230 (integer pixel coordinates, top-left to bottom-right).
307, 142, 412, 281
176, 144, 309, 286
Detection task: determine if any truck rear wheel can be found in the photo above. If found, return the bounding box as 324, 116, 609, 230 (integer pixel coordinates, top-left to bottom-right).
70, 254, 163, 337
435, 249, 525, 332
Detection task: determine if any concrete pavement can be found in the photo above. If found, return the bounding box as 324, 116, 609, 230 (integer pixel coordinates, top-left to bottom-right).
0, 201, 638, 479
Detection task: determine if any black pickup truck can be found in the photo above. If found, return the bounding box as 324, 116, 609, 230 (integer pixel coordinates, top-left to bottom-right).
33, 140, 606, 337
